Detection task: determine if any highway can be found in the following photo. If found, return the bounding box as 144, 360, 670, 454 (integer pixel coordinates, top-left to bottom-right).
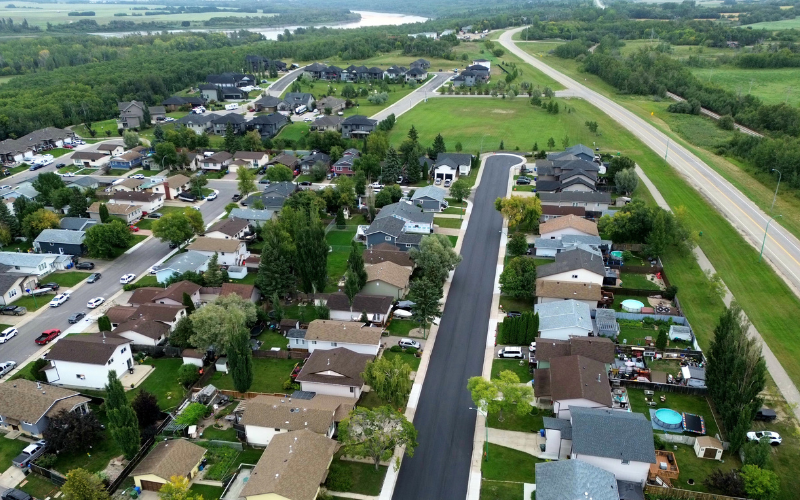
500, 27, 800, 300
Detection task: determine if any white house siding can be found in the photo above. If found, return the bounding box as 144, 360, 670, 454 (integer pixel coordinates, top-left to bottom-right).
245, 425, 282, 447
573, 454, 651, 484
45, 348, 132, 389
110, 198, 163, 214
553, 398, 608, 420
183, 356, 203, 367
289, 338, 307, 349
300, 380, 360, 399
538, 326, 592, 341
538, 269, 603, 286
361, 281, 403, 299
538, 297, 597, 310
116, 330, 165, 346
193, 247, 248, 267
403, 222, 432, 234
536, 248, 558, 258
204, 230, 245, 240
328, 309, 387, 327
561, 184, 595, 193
306, 339, 379, 356
540, 227, 595, 240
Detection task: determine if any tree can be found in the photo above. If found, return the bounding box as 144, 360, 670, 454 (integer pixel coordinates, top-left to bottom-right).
339, 406, 417, 470
269, 292, 284, 323
495, 196, 542, 231
585, 120, 599, 134
382, 147, 402, 184
237, 166, 256, 197
343, 270, 360, 310
154, 141, 178, 170
204, 253, 224, 287
169, 317, 193, 349
347, 241, 368, 288
255, 220, 295, 299
615, 168, 638, 195
158, 476, 205, 500
22, 208, 59, 240
153, 124, 165, 145
367, 131, 389, 159
152, 211, 199, 247
363, 356, 413, 408
242, 130, 263, 151
705, 270, 726, 300
176, 403, 206, 425
50, 187, 73, 211
742, 439, 772, 470
507, 231, 527, 257
85, 219, 133, 258
44, 410, 103, 454
0, 202, 19, 237
32, 171, 65, 196
706, 304, 767, 452
188, 175, 208, 199
62, 468, 108, 500
561, 134, 569, 148
178, 363, 201, 387
429, 133, 446, 160
467, 370, 533, 422
455, 141, 463, 152
141, 106, 151, 129
354, 171, 366, 196
608, 155, 636, 179
224, 123, 238, 153
655, 327, 668, 351
228, 327, 253, 394
67, 187, 89, 218
354, 153, 381, 181
408, 277, 442, 339
98, 203, 110, 223
407, 125, 418, 142
499, 257, 537, 300
123, 130, 139, 149
336, 175, 356, 208
704, 469, 745, 497
375, 189, 392, 208
449, 179, 471, 203
295, 214, 328, 295
131, 390, 161, 428
646, 209, 670, 258
104, 370, 140, 459
546, 137, 555, 149
190, 294, 257, 354
264, 164, 294, 182
410, 234, 461, 284
97, 315, 112, 332
740, 465, 780, 500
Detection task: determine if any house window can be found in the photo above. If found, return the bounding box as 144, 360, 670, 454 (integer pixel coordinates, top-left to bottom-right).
108, 358, 114, 364
622, 460, 630, 465
349, 387, 355, 393
406, 244, 411, 248
331, 342, 337, 347
311, 341, 317, 345
385, 236, 392, 241
76, 374, 86, 380
121, 348, 127, 353
572, 274, 578, 279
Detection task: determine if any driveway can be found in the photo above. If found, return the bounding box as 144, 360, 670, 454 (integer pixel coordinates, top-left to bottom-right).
392, 155, 520, 500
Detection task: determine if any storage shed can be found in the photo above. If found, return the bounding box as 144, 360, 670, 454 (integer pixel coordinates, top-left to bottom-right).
595, 309, 619, 338
669, 325, 693, 342
694, 436, 723, 460
215, 357, 229, 374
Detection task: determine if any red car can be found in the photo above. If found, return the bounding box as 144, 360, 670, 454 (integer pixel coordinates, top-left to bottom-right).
35, 329, 61, 345
129, 225, 140, 232
63, 144, 74, 149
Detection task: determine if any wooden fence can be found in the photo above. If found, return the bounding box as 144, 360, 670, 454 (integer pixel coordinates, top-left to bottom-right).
616, 379, 708, 396
28, 464, 67, 486
611, 243, 645, 251
252, 349, 307, 359
610, 264, 664, 274
106, 414, 175, 493
645, 485, 750, 500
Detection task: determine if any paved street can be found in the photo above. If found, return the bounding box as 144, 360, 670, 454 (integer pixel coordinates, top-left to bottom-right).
265, 67, 307, 97
371, 72, 451, 121
392, 155, 517, 500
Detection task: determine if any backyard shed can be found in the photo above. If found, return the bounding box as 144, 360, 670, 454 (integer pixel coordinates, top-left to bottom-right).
216, 357, 229, 374
694, 436, 723, 460
669, 325, 693, 342
181, 349, 204, 367
594, 309, 619, 338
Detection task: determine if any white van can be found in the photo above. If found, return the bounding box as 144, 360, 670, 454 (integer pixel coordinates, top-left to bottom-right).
225, 103, 239, 111
497, 346, 524, 359
295, 105, 307, 115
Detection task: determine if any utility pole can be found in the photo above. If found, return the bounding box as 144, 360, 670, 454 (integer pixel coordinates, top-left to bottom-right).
759, 215, 782, 263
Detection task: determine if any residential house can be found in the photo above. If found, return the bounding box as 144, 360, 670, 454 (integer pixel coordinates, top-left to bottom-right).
72, 151, 110, 169
303, 62, 328, 80
154, 251, 209, 284
109, 151, 144, 170
299, 151, 331, 173
0, 252, 72, 276
411, 58, 431, 69
0, 271, 36, 306
341, 115, 377, 138
220, 282, 260, 303
268, 153, 300, 171
534, 234, 608, 259
249, 113, 288, 138
361, 244, 414, 269
253, 95, 283, 113
363, 261, 412, 298
461, 25, 473, 33
411, 185, 447, 212
549, 144, 596, 163
43, 333, 133, 390
384, 65, 407, 81
537, 248, 607, 286
95, 143, 125, 157
212, 114, 247, 135
115, 178, 146, 192
432, 154, 472, 181
0, 380, 90, 437
201, 151, 233, 171
229, 208, 275, 225
151, 281, 202, 307
132, 439, 206, 492
162, 95, 205, 112
376, 201, 434, 234
176, 113, 215, 135
534, 336, 615, 370
237, 395, 354, 446
406, 67, 428, 83
341, 65, 368, 82
540, 205, 586, 222
240, 429, 338, 500
364, 217, 423, 251
233, 151, 269, 169
283, 92, 315, 111
452, 70, 480, 87
465, 64, 491, 81
534, 299, 594, 339
245, 55, 286, 72
472, 59, 490, 70
105, 306, 139, 328
332, 149, 359, 176
302, 319, 383, 355
536, 280, 602, 309
535, 461, 621, 500
186, 237, 249, 266
199, 84, 221, 102
538, 192, 610, 216
148, 174, 191, 200
534, 355, 612, 419
88, 202, 142, 224
296, 347, 373, 398
113, 304, 186, 346
365, 66, 385, 80
540, 215, 599, 240
0, 127, 74, 164
109, 191, 164, 214
322, 65, 343, 81
117, 101, 163, 129
33, 229, 86, 256
205, 218, 250, 240
0, 182, 37, 201
148, 106, 166, 122
207, 72, 256, 88
242, 181, 295, 210
317, 96, 346, 113
65, 176, 101, 191
325, 293, 394, 326
310, 115, 344, 133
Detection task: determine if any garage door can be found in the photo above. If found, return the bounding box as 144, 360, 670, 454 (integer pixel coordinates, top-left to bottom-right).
140, 480, 165, 492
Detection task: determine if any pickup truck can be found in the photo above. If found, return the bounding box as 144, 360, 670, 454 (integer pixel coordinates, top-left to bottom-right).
1, 305, 27, 316
34, 329, 61, 345
12, 440, 46, 468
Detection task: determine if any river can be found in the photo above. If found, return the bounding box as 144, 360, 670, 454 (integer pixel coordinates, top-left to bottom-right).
91, 11, 429, 38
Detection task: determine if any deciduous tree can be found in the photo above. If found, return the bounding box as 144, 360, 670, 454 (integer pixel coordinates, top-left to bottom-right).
614, 167, 638, 195
409, 234, 461, 284
204, 253, 224, 287
264, 164, 294, 182
152, 211, 199, 247
44, 410, 103, 454
506, 231, 527, 257
347, 241, 367, 288
256, 220, 295, 299
499, 256, 536, 300
467, 370, 533, 422
408, 277, 442, 339
237, 166, 256, 197
85, 219, 133, 258
62, 468, 109, 500
339, 406, 417, 470
23, 208, 60, 240
123, 130, 139, 149
494, 196, 542, 231
295, 213, 328, 295
169, 316, 194, 349
190, 294, 257, 354
740, 465, 780, 500
449, 179, 470, 203
131, 390, 161, 428
362, 356, 413, 408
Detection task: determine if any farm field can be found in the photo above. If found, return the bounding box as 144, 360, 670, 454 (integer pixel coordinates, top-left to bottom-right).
744, 16, 800, 30
692, 66, 800, 107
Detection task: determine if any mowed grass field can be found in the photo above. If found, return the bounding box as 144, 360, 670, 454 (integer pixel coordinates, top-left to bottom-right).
744, 15, 800, 30
692, 66, 800, 107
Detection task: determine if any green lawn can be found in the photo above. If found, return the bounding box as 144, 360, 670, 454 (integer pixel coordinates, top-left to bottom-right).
0, 438, 28, 470
210, 358, 298, 394
480, 480, 522, 500
2, 239, 33, 253
481, 443, 540, 483
275, 122, 310, 143
189, 484, 225, 500
46, 271, 90, 288
57, 165, 83, 174
383, 349, 421, 371
745, 16, 800, 30
131, 274, 160, 288
487, 407, 543, 433
491, 358, 531, 383
433, 217, 463, 229
385, 319, 419, 337
619, 272, 662, 290
234, 446, 264, 468
255, 330, 289, 350
283, 304, 319, 323
200, 426, 239, 442
498, 296, 534, 314
511, 175, 534, 192
18, 472, 61, 499
326, 453, 387, 496
137, 206, 193, 230
129, 168, 163, 177
617, 323, 660, 347
73, 118, 119, 138
14, 293, 54, 311
200, 443, 239, 481
106, 168, 131, 177
669, 443, 741, 494
127, 358, 187, 410
442, 206, 467, 215
627, 388, 720, 438
325, 227, 359, 292
50, 409, 124, 474
356, 390, 389, 409
229, 273, 257, 285
447, 235, 459, 247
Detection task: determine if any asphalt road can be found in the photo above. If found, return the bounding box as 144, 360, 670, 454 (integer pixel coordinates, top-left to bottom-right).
393, 155, 517, 500
265, 67, 307, 97
500, 28, 800, 300
371, 72, 451, 122
0, 179, 237, 367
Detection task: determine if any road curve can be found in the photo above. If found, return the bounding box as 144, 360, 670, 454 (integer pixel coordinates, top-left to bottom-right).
500, 27, 800, 299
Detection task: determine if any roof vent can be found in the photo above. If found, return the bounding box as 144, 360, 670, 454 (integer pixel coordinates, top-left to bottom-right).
597, 374, 601, 382
290, 408, 299, 413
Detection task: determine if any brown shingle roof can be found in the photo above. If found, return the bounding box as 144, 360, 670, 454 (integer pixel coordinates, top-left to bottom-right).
186, 237, 242, 253
152, 281, 201, 304
129, 287, 162, 306
268, 153, 299, 167
295, 348, 373, 388
547, 355, 612, 407
234, 151, 267, 160
0, 379, 85, 424
362, 247, 413, 268
536, 337, 615, 364
110, 191, 161, 203
325, 293, 393, 316
365, 261, 411, 289
46, 395, 91, 418
47, 332, 130, 365
220, 282, 255, 300
167, 174, 190, 189
106, 305, 139, 324
241, 429, 338, 500
119, 178, 146, 190
133, 439, 206, 481
540, 206, 586, 217
305, 320, 382, 346
88, 202, 140, 215
114, 318, 170, 339
72, 151, 108, 161
182, 348, 204, 359
535, 280, 602, 301
132, 303, 185, 323
534, 368, 551, 397
240, 394, 355, 432
96, 142, 124, 151
539, 214, 598, 237
207, 218, 249, 237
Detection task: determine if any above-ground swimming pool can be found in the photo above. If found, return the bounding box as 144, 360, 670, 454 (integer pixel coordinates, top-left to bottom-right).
621, 299, 645, 313
653, 408, 683, 430
610, 251, 624, 259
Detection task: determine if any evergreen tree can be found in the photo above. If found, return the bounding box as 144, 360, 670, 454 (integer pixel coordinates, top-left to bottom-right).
429, 133, 446, 160
295, 213, 328, 295
228, 327, 253, 394
255, 221, 295, 299
141, 106, 151, 129
182, 292, 195, 314
153, 124, 165, 145
347, 241, 368, 288
407, 125, 418, 142
104, 371, 140, 459
98, 203, 109, 223
224, 123, 238, 153
499, 140, 505, 150
270, 292, 284, 323
343, 270, 360, 311
336, 207, 346, 229
204, 252, 224, 287
97, 316, 111, 332
382, 147, 402, 184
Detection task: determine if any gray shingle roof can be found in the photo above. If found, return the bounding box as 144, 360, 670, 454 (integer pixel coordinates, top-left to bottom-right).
534, 299, 593, 332
286, 328, 306, 339
537, 248, 606, 279
375, 202, 434, 225
162, 251, 209, 274
396, 233, 423, 245
411, 185, 446, 204
0, 252, 56, 268
538, 191, 611, 204
570, 407, 656, 464
343, 115, 377, 126
535, 460, 619, 500
263, 181, 296, 197
365, 217, 405, 238
35, 229, 85, 245
542, 416, 572, 440
229, 208, 274, 221
566, 144, 595, 158
60, 217, 96, 231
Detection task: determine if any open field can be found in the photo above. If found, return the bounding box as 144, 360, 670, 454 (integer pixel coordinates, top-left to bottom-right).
744, 16, 800, 30
692, 66, 800, 107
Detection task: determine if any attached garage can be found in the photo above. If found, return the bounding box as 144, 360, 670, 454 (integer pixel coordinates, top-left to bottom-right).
132, 439, 206, 490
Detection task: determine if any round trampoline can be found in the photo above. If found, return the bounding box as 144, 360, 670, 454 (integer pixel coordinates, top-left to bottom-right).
653, 409, 683, 430
621, 299, 645, 313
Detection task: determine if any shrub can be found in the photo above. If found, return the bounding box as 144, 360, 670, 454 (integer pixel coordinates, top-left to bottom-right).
176, 402, 206, 425
405, 347, 418, 355
37, 454, 57, 468
718, 115, 735, 131
177, 363, 200, 387
662, 285, 679, 300
390, 345, 402, 353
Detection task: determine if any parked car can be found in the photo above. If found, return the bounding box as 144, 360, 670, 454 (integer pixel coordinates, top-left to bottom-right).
148, 212, 163, 219
299, 181, 313, 189
370, 182, 385, 191
497, 346, 524, 359
1, 489, 30, 500
434, 178, 442, 185
87, 297, 105, 308
259, 178, 271, 185
0, 327, 18, 344
87, 272, 101, 283
75, 261, 95, 270
177, 192, 196, 202
129, 225, 140, 232
149, 265, 162, 275
49, 293, 70, 307
232, 193, 242, 202
63, 144, 74, 149
68, 312, 86, 324
40, 282, 60, 291
506, 311, 522, 318
12, 440, 47, 468
206, 191, 217, 201
747, 431, 782, 445
0, 306, 26, 316
755, 408, 778, 422
132, 174, 145, 179
0, 185, 10, 190
0, 361, 17, 378
398, 338, 421, 350
529, 342, 536, 354
35, 329, 61, 345
120, 273, 136, 284
516, 178, 531, 185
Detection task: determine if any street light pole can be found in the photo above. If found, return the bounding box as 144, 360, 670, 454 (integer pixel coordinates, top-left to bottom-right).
469, 406, 489, 461
770, 169, 782, 212
664, 138, 670, 162
759, 215, 782, 263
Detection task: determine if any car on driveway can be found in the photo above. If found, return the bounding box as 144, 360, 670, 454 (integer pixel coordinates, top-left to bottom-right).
516, 177, 531, 185
747, 431, 782, 446
132, 174, 145, 179
149, 265, 162, 275
0, 306, 26, 316
35, 329, 61, 345
177, 192, 196, 202
434, 178, 442, 185
0, 361, 17, 378
75, 261, 95, 270
506, 311, 522, 318
40, 282, 60, 291
206, 191, 217, 200
398, 338, 421, 350
129, 225, 140, 232
0, 327, 18, 343
49, 293, 70, 307
120, 273, 136, 284
444, 179, 452, 188
87, 272, 101, 283
87, 297, 105, 309
232, 194, 242, 202
259, 178, 271, 185
12, 440, 47, 468
497, 346, 524, 359
148, 212, 163, 219
68, 312, 86, 324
